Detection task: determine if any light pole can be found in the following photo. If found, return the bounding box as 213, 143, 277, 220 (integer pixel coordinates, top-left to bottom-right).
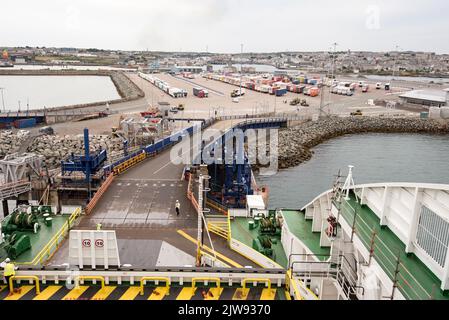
0, 87, 5, 112
328, 43, 338, 112
240, 44, 243, 99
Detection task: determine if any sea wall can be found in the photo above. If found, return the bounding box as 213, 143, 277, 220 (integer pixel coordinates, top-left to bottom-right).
277, 117, 449, 169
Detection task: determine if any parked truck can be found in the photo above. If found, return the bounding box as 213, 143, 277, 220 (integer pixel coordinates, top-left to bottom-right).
231, 88, 246, 97
193, 87, 209, 98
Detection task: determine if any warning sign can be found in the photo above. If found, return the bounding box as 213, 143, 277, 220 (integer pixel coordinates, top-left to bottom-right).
82, 239, 91, 247
95, 239, 104, 248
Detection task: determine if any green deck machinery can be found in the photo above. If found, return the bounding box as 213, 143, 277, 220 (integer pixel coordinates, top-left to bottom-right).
2, 232, 31, 260
0, 206, 47, 260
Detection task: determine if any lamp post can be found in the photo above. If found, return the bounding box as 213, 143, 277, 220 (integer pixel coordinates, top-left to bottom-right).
0, 87, 5, 112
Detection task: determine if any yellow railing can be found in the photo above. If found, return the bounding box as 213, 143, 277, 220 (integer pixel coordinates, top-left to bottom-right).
192, 277, 221, 289
242, 278, 271, 290
227, 210, 232, 242
21, 207, 82, 266
76, 276, 105, 289
9, 276, 40, 295
285, 270, 303, 300
113, 152, 146, 175
206, 199, 228, 215
139, 277, 170, 295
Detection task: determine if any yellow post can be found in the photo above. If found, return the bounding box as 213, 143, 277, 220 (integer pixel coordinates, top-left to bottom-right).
192, 277, 221, 289
139, 277, 170, 295
196, 240, 202, 267
9, 276, 40, 295
242, 278, 271, 290
77, 276, 105, 289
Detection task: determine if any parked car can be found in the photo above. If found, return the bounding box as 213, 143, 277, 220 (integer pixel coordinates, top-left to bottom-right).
39, 126, 54, 135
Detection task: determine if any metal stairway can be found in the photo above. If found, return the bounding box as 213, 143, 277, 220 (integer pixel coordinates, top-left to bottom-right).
206, 216, 229, 240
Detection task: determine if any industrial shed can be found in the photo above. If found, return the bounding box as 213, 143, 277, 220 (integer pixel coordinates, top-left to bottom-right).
399, 90, 448, 107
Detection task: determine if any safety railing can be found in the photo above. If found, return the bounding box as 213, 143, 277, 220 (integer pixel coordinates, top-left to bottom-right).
339, 196, 434, 300
9, 275, 40, 295
285, 269, 319, 300
85, 173, 114, 215
206, 197, 228, 215
139, 277, 170, 295
21, 207, 82, 266
242, 278, 271, 289
76, 276, 105, 289
192, 277, 221, 289
112, 151, 146, 175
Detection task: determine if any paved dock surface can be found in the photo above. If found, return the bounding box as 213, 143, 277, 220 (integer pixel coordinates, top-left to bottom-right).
50, 119, 258, 268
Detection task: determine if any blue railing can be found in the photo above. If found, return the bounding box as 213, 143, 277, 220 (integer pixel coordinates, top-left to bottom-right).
103, 118, 215, 174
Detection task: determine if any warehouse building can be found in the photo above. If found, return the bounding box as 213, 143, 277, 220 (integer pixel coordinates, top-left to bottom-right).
399, 89, 448, 107
172, 66, 204, 74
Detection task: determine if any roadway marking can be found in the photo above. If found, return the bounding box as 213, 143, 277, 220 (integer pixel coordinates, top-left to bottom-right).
119, 287, 141, 300
176, 287, 196, 300
62, 286, 89, 300
3, 286, 35, 300
260, 288, 277, 300
232, 288, 250, 300
177, 230, 243, 268
204, 287, 224, 300
33, 286, 63, 300
148, 287, 169, 300
0, 285, 6, 293
91, 286, 116, 300
153, 147, 192, 175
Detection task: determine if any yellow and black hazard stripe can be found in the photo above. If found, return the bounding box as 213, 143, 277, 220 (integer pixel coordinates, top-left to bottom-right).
0, 284, 288, 301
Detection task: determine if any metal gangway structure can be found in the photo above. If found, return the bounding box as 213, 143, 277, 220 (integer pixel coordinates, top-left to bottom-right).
0, 153, 44, 201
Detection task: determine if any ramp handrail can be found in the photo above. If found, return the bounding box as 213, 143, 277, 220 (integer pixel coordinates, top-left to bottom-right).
76, 276, 105, 289
140, 277, 170, 295
9, 275, 40, 295
192, 277, 221, 289
242, 278, 271, 290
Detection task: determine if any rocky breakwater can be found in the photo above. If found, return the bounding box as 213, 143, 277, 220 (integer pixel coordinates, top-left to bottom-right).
277, 116, 449, 169
0, 131, 125, 169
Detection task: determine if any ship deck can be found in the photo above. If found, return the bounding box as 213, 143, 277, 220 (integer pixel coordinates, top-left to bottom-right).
281, 210, 331, 260
0, 282, 289, 300
340, 192, 449, 300
230, 217, 288, 268
1, 215, 71, 265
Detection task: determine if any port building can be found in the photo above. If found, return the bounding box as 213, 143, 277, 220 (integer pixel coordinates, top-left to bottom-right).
399, 89, 448, 107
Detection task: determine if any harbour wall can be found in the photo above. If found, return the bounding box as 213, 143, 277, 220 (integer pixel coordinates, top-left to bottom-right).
277, 116, 449, 169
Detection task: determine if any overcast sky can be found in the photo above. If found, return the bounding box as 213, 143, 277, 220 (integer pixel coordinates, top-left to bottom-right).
1, 0, 448, 53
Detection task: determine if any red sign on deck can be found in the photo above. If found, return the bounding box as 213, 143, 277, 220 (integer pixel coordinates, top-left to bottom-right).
95, 239, 104, 248
82, 239, 91, 247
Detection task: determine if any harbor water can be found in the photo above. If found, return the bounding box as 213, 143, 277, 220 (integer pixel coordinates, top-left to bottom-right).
257, 133, 449, 209
0, 75, 121, 111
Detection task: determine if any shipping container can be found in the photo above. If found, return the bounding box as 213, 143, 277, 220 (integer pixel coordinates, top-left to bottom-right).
275, 88, 287, 96
13, 118, 37, 129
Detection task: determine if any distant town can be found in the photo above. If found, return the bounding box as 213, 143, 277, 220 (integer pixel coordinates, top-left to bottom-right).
2, 46, 449, 78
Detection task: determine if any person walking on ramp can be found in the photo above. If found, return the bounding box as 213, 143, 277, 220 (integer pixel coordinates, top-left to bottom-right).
175, 200, 181, 216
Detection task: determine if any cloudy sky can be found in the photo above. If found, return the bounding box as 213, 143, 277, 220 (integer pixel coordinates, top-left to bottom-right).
1, 0, 448, 53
